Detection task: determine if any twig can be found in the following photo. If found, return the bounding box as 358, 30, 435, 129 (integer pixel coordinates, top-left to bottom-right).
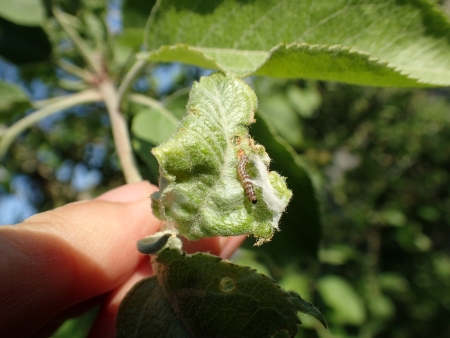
57, 59, 93, 82
53, 8, 102, 75
128, 93, 180, 125
0, 89, 102, 158
33, 96, 73, 109
98, 79, 142, 183
117, 59, 147, 105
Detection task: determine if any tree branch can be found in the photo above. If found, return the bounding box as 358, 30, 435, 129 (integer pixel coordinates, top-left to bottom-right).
0, 89, 102, 159
117, 58, 147, 105
98, 80, 142, 183
57, 59, 93, 82
53, 8, 102, 75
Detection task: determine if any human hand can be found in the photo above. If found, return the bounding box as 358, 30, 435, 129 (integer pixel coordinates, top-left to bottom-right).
0, 181, 245, 337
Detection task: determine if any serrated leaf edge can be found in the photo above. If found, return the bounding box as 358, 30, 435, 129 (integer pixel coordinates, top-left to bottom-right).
156, 249, 328, 336
139, 42, 440, 86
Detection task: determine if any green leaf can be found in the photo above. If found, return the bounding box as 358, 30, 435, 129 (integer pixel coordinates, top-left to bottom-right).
0, 0, 45, 26
142, 0, 450, 87
132, 134, 160, 182
232, 248, 272, 276
285, 84, 321, 118
381, 208, 407, 227
116, 277, 190, 338
0, 82, 32, 119
287, 292, 327, 329
417, 205, 440, 222
368, 292, 395, 320
131, 107, 179, 181
116, 29, 145, 49
116, 248, 326, 337
258, 95, 303, 148
123, 0, 156, 29
318, 245, 359, 265
0, 17, 52, 64
53, 307, 98, 338
248, 112, 322, 259
163, 88, 190, 120
113, 30, 144, 66
379, 273, 409, 294
280, 271, 311, 302
317, 275, 366, 325
132, 107, 179, 146
81, 0, 107, 10
82, 12, 107, 51
151, 73, 292, 242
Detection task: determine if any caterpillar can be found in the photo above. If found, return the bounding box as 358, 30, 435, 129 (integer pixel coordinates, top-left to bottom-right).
237, 149, 257, 204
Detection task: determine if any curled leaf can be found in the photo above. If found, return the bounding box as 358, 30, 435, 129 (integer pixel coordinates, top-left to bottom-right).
137, 230, 183, 255
151, 73, 291, 242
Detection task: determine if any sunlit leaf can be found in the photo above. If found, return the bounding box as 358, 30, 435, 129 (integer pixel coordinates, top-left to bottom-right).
151, 73, 292, 242
368, 292, 395, 320
132, 107, 179, 182
142, 0, 450, 87
132, 107, 179, 145
317, 275, 366, 325
285, 84, 321, 118
258, 95, 303, 148
0, 0, 45, 26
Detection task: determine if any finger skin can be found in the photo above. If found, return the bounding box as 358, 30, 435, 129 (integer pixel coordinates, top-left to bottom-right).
0, 181, 246, 337
0, 182, 159, 337
96, 181, 154, 203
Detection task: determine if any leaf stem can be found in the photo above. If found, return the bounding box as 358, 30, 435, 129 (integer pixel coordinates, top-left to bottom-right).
57, 59, 93, 82
53, 8, 102, 75
117, 59, 147, 105
33, 95, 73, 109
98, 79, 143, 183
128, 93, 179, 124
0, 89, 102, 159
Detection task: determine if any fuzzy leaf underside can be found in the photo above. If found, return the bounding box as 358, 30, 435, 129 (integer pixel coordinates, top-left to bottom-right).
116, 249, 326, 337
151, 73, 291, 241
249, 113, 323, 259
142, 0, 450, 87
131, 90, 323, 258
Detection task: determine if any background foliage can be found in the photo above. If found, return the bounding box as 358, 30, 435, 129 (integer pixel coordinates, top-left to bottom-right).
1, 0, 450, 337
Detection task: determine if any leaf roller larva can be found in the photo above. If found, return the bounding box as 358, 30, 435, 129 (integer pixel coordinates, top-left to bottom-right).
237, 149, 257, 204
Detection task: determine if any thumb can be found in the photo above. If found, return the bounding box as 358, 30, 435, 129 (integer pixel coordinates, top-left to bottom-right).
0, 182, 160, 337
